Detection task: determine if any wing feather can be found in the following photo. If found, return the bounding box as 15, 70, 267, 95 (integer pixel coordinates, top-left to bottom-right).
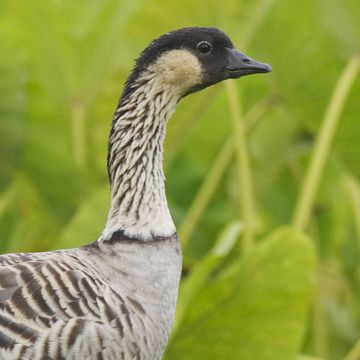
0, 251, 128, 359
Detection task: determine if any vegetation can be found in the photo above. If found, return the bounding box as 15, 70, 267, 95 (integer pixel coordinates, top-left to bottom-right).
0, 0, 359, 358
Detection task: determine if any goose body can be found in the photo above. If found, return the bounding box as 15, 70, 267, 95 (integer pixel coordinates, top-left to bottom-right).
0, 235, 180, 359
0, 27, 271, 359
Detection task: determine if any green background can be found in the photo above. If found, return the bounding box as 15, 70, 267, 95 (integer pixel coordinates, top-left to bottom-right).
0, 0, 359, 359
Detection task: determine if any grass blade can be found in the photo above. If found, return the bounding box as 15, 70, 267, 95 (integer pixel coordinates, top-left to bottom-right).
293, 54, 360, 232
225, 80, 256, 254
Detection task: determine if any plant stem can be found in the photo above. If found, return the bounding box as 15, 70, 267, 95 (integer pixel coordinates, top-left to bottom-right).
293, 54, 360, 232
179, 138, 234, 248
240, 0, 275, 50
343, 175, 360, 248
165, 87, 219, 170
179, 96, 274, 250
344, 338, 360, 360
0, 183, 16, 219
313, 266, 329, 359
297, 355, 325, 360
225, 80, 256, 254
71, 97, 86, 169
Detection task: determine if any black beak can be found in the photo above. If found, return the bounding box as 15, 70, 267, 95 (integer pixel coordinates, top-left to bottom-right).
225, 48, 272, 78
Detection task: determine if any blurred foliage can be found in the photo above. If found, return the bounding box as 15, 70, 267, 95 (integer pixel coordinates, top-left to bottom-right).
0, 0, 359, 359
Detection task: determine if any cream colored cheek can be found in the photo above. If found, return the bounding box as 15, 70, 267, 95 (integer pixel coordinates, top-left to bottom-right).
150, 49, 203, 91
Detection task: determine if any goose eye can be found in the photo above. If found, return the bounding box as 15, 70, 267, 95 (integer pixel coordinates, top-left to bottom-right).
197, 41, 212, 54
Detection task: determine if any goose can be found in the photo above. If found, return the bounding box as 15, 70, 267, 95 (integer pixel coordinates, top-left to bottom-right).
0, 27, 271, 360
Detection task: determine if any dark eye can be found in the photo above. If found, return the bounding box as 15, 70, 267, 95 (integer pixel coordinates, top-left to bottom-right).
197, 41, 212, 54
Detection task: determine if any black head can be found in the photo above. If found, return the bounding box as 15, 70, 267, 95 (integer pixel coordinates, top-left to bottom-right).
122, 27, 271, 99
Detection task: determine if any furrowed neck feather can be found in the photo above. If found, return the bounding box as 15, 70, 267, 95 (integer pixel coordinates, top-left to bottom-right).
102, 71, 180, 242
102, 49, 202, 242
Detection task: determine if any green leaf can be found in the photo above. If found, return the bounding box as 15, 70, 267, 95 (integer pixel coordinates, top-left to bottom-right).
52, 186, 109, 250
165, 227, 316, 360
173, 221, 242, 337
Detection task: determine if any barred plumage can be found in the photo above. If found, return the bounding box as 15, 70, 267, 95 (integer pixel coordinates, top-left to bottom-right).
0, 234, 181, 359
0, 27, 270, 359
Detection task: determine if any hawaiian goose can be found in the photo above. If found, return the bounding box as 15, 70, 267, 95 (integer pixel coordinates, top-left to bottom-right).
0, 27, 271, 359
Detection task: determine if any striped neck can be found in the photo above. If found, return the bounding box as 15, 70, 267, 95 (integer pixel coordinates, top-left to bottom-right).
102, 72, 180, 241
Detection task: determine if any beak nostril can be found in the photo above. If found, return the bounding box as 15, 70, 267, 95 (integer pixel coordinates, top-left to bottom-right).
243, 58, 252, 64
